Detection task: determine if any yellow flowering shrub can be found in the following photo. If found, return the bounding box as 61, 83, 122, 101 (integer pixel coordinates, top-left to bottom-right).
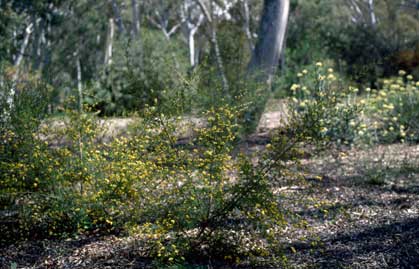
288, 62, 363, 147
1, 95, 288, 265
287, 64, 419, 146
359, 71, 419, 143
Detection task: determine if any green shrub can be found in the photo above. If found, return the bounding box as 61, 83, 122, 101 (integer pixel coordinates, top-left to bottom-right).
0, 101, 291, 265
85, 30, 189, 116
287, 62, 363, 148
361, 72, 419, 143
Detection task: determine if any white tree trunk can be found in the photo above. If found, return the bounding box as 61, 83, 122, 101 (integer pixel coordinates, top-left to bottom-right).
196, 0, 229, 93
76, 56, 83, 112
188, 14, 204, 66
5, 21, 34, 120
242, 0, 254, 51
368, 0, 377, 26
13, 22, 34, 78
104, 18, 115, 66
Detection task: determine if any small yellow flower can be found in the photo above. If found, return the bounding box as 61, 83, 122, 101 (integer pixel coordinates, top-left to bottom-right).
315, 62, 323, 67
379, 91, 387, 97
407, 75, 413, 80
327, 74, 336, 81
297, 72, 303, 77
390, 84, 400, 90
327, 68, 334, 73
302, 69, 308, 74
290, 84, 300, 91
399, 70, 407, 76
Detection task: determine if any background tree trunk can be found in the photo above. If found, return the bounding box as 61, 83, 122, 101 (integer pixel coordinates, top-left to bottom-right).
110, 0, 125, 33
196, 0, 229, 93
248, 0, 290, 85
76, 55, 83, 112
104, 18, 115, 66
368, 0, 377, 27
131, 0, 140, 37
242, 0, 254, 51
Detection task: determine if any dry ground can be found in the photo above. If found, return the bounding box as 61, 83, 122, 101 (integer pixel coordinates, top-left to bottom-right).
281, 143, 419, 268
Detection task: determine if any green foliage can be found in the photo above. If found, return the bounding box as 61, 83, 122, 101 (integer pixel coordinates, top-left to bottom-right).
286, 64, 419, 148
0, 97, 290, 266
0, 77, 53, 241
361, 72, 419, 143
86, 30, 189, 116
288, 62, 363, 147
325, 24, 394, 82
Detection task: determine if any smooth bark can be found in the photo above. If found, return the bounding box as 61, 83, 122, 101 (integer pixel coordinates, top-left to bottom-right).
242, 0, 254, 51
131, 0, 140, 37
13, 22, 34, 75
104, 18, 115, 66
248, 0, 290, 84
368, 0, 377, 26
187, 15, 204, 67
76, 55, 83, 112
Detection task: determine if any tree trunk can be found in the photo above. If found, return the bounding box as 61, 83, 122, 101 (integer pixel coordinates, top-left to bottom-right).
196, 0, 229, 93
104, 18, 115, 66
242, 0, 254, 51
2, 21, 34, 121
76, 55, 83, 112
13, 22, 34, 78
368, 0, 377, 27
210, 25, 229, 93
110, 0, 125, 33
188, 15, 204, 67
131, 0, 140, 37
248, 0, 290, 85
32, 18, 45, 70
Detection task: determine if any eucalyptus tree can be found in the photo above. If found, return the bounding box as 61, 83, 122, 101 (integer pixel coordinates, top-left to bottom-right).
180, 0, 205, 67
0, 0, 60, 116
131, 0, 140, 37
343, 0, 377, 26
194, 0, 240, 93
248, 0, 290, 85
43, 0, 108, 108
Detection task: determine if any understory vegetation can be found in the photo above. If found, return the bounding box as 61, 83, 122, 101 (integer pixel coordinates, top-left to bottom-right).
1, 63, 419, 267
